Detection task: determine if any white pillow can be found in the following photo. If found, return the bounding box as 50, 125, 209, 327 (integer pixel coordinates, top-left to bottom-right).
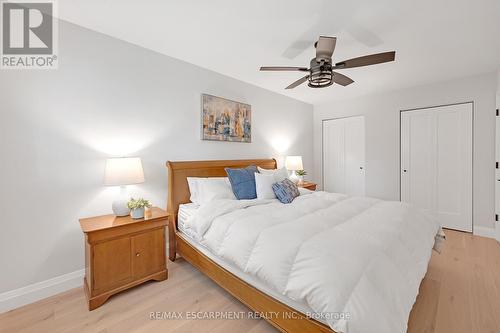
257, 166, 289, 182
187, 177, 236, 205
254, 172, 277, 199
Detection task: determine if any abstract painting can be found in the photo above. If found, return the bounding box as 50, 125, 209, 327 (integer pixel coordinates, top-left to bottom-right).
201, 94, 251, 143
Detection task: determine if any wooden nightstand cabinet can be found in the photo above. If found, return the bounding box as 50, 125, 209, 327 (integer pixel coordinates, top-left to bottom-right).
298, 181, 317, 191
79, 207, 168, 310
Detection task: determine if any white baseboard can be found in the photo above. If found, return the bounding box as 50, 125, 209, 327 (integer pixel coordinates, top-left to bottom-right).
473, 226, 496, 239
0, 269, 84, 314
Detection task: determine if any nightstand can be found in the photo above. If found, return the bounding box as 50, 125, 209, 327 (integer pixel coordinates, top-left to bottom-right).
298, 181, 317, 191
79, 207, 168, 310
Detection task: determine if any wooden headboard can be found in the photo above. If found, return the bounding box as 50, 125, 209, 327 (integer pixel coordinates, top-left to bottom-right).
166, 158, 277, 220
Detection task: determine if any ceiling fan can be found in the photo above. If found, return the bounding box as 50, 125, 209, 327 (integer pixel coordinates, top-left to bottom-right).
260, 36, 395, 89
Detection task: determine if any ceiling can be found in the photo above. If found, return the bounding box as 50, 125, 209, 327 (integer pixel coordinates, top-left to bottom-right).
58, 0, 500, 105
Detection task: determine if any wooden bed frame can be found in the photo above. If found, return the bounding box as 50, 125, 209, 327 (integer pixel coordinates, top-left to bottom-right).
166, 159, 334, 333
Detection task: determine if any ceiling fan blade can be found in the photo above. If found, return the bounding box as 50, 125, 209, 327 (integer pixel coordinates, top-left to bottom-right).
260, 66, 309, 72
332, 72, 354, 86
334, 51, 395, 69
315, 36, 336, 61
285, 75, 309, 89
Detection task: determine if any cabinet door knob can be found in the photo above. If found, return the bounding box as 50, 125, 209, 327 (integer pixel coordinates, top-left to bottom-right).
136, 252, 140, 257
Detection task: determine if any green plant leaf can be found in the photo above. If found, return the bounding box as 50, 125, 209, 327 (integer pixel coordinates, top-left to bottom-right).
127, 197, 152, 209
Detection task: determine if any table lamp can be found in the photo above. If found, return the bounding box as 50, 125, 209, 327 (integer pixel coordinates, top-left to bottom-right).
285, 156, 303, 184
104, 157, 145, 216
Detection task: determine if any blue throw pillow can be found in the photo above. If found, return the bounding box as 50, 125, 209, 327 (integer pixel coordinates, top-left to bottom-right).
272, 179, 300, 204
225, 165, 258, 200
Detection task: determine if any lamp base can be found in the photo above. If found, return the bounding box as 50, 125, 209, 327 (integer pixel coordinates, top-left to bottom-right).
112, 199, 130, 217
289, 172, 300, 184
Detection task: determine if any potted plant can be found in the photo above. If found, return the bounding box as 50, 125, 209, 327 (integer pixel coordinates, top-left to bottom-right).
127, 198, 152, 219
295, 170, 307, 184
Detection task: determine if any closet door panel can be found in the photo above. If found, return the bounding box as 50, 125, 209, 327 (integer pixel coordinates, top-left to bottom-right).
409, 110, 435, 213
344, 116, 365, 196
400, 114, 411, 202
323, 119, 345, 193
436, 111, 461, 215
435, 104, 472, 231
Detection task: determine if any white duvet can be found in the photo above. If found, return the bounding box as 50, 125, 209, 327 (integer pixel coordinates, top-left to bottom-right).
184, 191, 441, 333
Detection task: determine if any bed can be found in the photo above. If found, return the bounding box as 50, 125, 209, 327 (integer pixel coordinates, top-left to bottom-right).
166, 159, 440, 333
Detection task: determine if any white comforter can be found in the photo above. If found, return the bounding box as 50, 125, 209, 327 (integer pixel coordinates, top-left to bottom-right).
184, 191, 440, 333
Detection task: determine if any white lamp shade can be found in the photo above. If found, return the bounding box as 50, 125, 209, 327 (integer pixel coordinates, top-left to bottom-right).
104, 157, 145, 186
285, 156, 303, 171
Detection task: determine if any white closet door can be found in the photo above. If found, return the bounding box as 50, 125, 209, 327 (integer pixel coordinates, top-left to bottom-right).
345, 117, 366, 196
401, 103, 472, 232
323, 118, 346, 193
401, 110, 436, 213
323, 116, 365, 196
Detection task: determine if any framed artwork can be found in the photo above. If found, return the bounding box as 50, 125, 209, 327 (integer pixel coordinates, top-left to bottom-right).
201, 94, 251, 143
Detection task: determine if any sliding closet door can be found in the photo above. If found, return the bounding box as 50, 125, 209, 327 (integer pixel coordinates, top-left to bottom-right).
401, 103, 472, 232
323, 116, 365, 196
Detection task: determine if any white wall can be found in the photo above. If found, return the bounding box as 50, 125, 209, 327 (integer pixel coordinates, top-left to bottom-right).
314, 72, 498, 231
0, 21, 313, 294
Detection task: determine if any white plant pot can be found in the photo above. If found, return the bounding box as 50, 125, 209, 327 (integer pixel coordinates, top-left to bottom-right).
297, 175, 304, 184
130, 207, 145, 219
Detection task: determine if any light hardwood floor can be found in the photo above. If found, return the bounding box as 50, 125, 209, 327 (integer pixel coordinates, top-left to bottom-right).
1, 230, 499, 333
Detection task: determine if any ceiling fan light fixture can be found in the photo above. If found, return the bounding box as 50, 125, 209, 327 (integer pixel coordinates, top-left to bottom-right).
308, 62, 333, 88
308, 76, 333, 88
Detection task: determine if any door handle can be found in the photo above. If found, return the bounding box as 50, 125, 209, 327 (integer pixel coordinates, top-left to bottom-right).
403, 169, 407, 173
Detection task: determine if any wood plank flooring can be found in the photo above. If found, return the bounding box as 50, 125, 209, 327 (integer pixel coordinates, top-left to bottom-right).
1, 230, 499, 333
